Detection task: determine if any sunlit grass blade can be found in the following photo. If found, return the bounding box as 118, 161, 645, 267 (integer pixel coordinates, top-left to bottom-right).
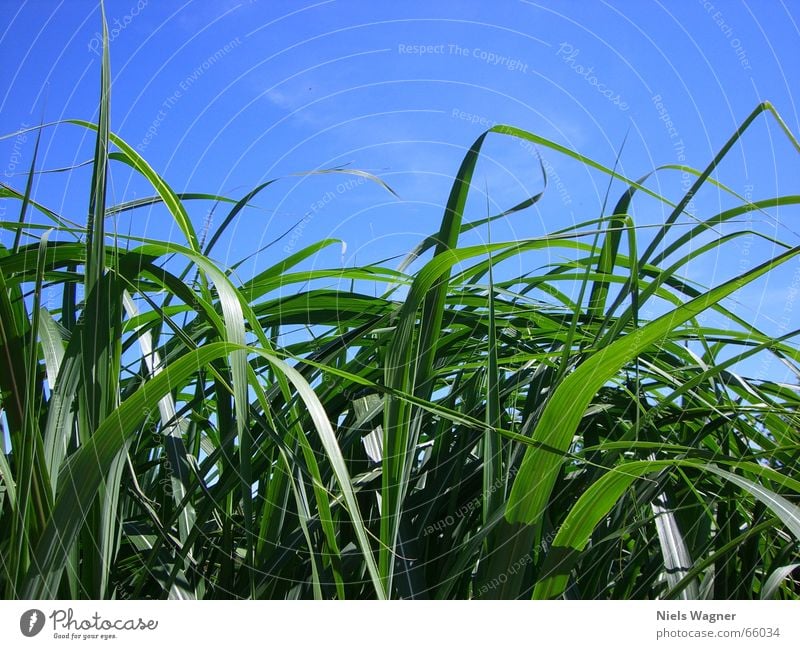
506, 243, 800, 526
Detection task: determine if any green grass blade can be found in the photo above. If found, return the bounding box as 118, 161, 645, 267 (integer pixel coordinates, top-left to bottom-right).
535, 460, 800, 599
506, 243, 800, 525
761, 564, 800, 599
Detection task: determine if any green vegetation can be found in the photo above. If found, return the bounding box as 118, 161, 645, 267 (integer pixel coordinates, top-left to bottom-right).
1, 14, 799, 600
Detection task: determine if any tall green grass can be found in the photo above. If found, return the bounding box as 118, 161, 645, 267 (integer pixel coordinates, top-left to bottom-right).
1, 14, 799, 600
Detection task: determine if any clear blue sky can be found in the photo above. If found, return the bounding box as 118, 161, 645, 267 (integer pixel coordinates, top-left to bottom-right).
1, 0, 799, 379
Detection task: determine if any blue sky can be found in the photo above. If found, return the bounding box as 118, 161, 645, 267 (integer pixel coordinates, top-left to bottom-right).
1, 0, 799, 379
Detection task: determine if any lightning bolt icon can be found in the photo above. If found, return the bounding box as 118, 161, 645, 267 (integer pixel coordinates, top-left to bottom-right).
28, 612, 38, 632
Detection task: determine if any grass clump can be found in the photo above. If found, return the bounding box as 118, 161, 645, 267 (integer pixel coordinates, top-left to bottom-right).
0, 13, 799, 600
